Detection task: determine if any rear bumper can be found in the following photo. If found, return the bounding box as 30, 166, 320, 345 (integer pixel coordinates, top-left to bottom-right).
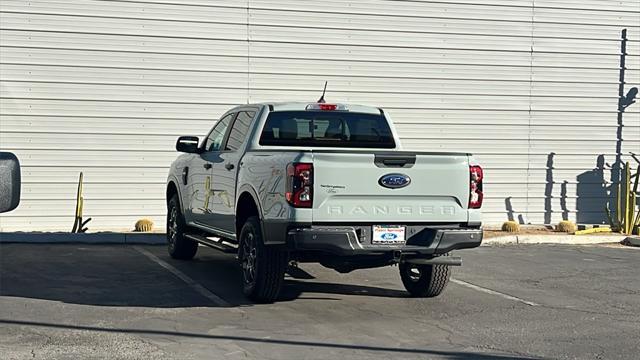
287, 225, 482, 257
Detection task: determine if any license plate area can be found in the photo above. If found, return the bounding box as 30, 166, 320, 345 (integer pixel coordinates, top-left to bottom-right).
372, 225, 406, 244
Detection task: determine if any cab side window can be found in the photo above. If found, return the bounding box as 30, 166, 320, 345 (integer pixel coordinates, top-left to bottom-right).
204, 113, 234, 152
226, 111, 256, 151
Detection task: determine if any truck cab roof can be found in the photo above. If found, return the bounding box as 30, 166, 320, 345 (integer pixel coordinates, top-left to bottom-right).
255, 102, 384, 115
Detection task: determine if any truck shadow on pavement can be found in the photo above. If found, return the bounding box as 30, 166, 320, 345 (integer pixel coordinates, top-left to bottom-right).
0, 244, 407, 308
280, 279, 408, 301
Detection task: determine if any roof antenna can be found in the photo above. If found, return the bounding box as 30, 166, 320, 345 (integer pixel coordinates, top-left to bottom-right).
317, 81, 327, 103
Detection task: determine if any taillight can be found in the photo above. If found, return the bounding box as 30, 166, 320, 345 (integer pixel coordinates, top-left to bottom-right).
286, 163, 313, 208
469, 165, 483, 209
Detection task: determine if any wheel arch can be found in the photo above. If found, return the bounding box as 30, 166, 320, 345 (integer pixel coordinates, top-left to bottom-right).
236, 185, 264, 236
166, 177, 183, 210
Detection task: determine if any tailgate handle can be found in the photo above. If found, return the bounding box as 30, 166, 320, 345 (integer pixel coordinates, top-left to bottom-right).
375, 154, 416, 168
384, 159, 408, 166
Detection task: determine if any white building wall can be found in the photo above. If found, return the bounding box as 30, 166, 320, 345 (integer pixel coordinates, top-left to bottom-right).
1, 0, 639, 231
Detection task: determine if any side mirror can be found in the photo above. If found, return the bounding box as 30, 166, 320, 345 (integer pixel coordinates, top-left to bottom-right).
0, 152, 21, 213
176, 136, 201, 153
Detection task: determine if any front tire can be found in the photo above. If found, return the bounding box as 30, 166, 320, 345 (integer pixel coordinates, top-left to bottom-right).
166, 194, 198, 260
238, 216, 287, 303
399, 260, 451, 298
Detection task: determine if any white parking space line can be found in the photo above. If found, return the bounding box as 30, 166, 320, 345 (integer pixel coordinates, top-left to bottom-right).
451, 278, 540, 307
133, 246, 231, 307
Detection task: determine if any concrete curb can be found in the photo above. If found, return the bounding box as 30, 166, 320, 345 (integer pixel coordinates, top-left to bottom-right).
482, 234, 627, 246
0, 232, 166, 245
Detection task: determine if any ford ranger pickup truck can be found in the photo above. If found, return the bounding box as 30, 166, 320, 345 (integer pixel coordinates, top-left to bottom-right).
166, 102, 483, 303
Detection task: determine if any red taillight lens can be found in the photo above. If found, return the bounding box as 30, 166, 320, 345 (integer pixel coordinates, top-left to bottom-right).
469, 165, 483, 209
286, 163, 313, 208
318, 104, 337, 111
305, 103, 348, 111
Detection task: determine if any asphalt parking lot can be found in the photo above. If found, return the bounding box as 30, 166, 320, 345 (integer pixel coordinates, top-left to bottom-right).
0, 243, 638, 360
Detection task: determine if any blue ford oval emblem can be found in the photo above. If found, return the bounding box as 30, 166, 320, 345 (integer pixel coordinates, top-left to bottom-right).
379, 173, 411, 189
380, 233, 398, 240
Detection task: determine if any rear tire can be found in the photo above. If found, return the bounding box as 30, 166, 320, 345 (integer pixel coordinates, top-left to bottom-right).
166, 194, 198, 260
238, 216, 287, 303
399, 258, 451, 298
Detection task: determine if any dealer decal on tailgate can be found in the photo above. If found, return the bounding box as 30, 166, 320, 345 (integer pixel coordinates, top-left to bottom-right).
372, 225, 406, 244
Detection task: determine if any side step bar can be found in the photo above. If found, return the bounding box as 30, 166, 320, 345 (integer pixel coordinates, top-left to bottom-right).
185, 233, 237, 253
403, 256, 462, 266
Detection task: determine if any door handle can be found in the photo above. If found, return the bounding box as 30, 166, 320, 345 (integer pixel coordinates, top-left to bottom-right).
225, 163, 235, 171
203, 163, 212, 169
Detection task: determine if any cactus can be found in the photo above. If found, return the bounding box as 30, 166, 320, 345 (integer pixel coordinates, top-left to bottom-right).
556, 220, 577, 233
501, 221, 520, 233
608, 162, 640, 235
134, 218, 154, 232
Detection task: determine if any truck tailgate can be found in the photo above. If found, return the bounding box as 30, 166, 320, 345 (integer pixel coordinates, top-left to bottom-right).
312, 152, 470, 223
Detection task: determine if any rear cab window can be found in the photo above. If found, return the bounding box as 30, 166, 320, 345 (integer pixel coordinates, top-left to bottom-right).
259, 110, 396, 148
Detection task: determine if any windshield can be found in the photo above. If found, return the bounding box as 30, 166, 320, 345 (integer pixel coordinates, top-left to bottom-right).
259, 111, 396, 148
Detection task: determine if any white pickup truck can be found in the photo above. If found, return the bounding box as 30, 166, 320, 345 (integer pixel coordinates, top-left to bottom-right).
166, 102, 483, 302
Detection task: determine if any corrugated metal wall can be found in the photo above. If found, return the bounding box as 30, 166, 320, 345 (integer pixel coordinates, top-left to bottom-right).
1, 0, 639, 231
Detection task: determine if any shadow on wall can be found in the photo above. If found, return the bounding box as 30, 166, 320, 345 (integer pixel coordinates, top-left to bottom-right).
542, 152, 575, 224
576, 155, 609, 224
539, 153, 625, 225
505, 29, 635, 226
544, 152, 584, 224
575, 29, 637, 225
505, 148, 623, 228
544, 152, 555, 224
560, 180, 569, 221
504, 197, 526, 225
